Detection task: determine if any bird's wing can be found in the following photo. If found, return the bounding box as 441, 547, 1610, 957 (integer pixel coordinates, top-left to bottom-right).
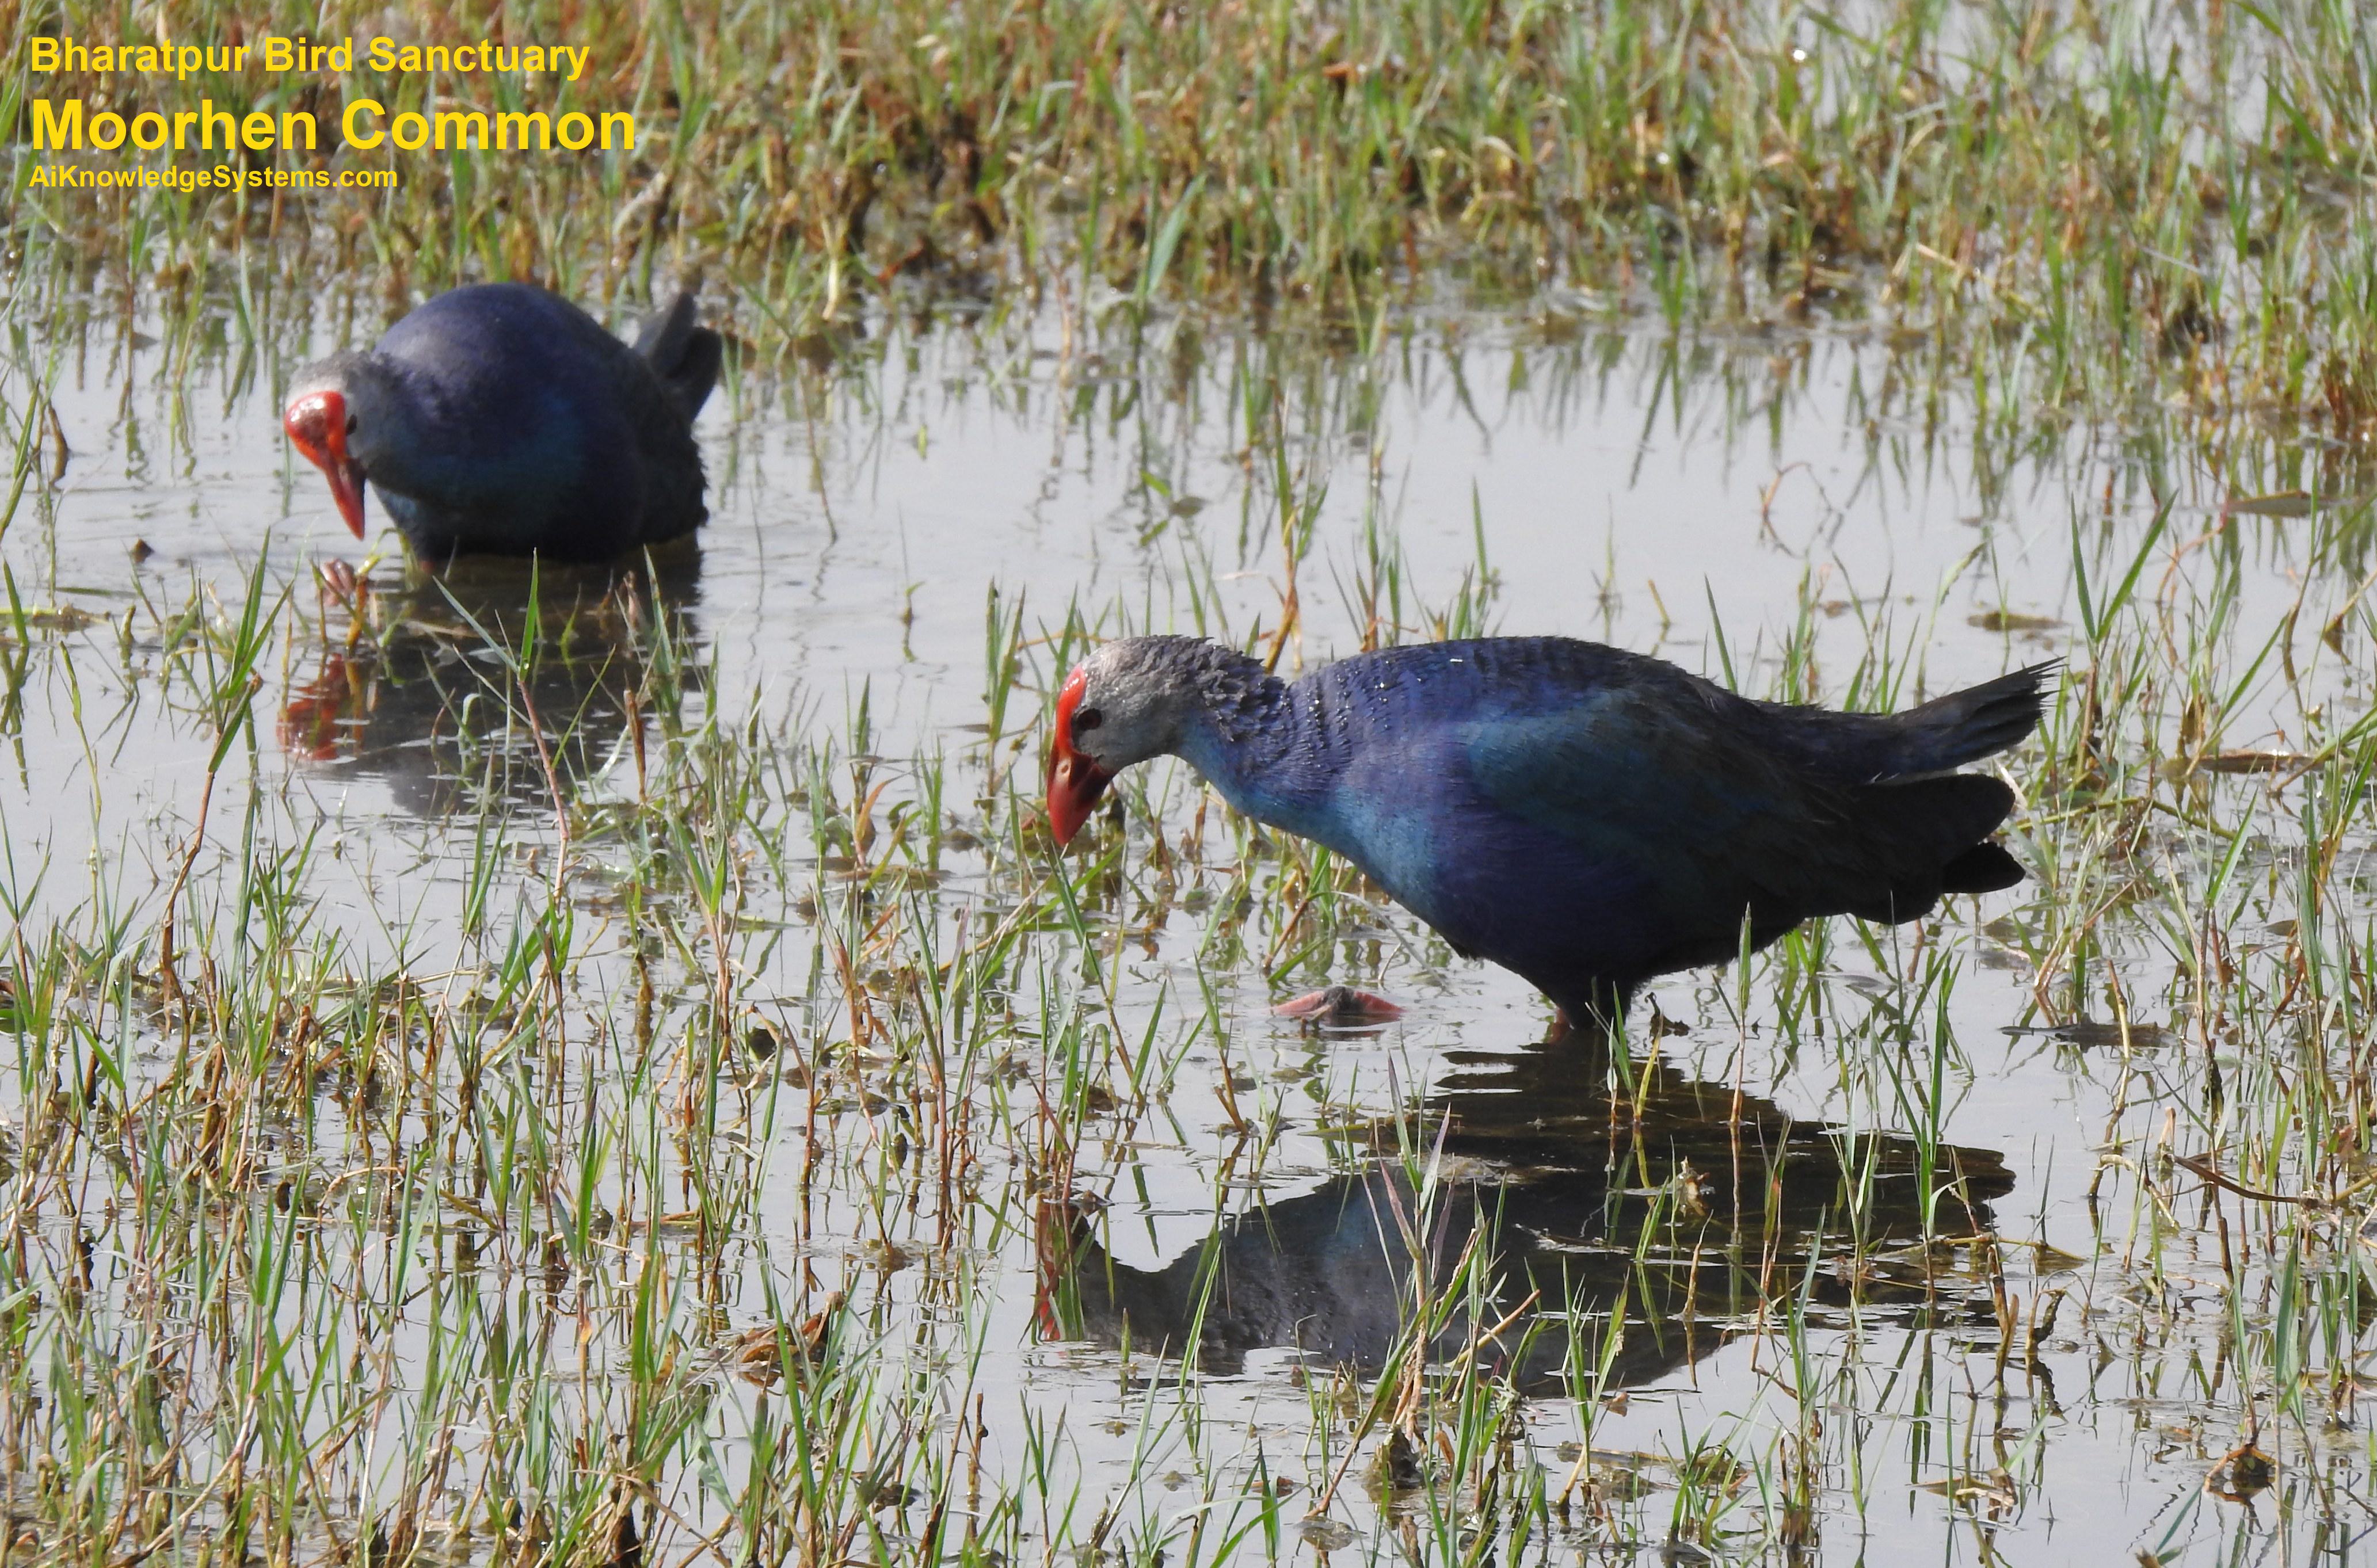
1462, 682, 2009, 926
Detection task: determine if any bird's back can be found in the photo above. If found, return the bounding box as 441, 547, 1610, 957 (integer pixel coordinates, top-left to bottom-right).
1298, 638, 2048, 783
375, 284, 708, 557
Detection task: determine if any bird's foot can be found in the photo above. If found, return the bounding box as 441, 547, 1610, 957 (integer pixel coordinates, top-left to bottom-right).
1273, 986, 1404, 1029
314, 558, 374, 643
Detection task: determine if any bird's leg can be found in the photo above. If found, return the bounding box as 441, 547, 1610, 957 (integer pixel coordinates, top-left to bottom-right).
1544, 982, 1631, 1047
1546, 1006, 1605, 1047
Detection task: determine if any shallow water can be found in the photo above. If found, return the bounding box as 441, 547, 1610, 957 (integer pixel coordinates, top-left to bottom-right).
4, 293, 2375, 1565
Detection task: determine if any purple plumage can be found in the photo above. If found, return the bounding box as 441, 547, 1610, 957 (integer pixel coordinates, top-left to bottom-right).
281, 283, 719, 562
1047, 635, 2050, 1024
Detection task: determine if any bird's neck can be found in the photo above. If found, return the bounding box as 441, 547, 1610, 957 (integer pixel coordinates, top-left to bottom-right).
1171, 661, 1346, 841
347, 358, 455, 493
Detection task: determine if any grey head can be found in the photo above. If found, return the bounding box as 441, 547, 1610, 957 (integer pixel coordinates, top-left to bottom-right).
1046, 635, 1277, 845
282, 350, 439, 539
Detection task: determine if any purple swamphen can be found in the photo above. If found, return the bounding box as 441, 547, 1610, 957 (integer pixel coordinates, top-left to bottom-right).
282, 283, 720, 562
1046, 636, 2050, 1025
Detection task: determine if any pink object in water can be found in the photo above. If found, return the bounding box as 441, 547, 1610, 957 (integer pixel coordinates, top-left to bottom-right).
1271, 986, 1404, 1026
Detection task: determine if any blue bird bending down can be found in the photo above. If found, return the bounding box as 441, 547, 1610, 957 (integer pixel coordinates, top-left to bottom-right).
281, 283, 721, 562
1045, 636, 2051, 1028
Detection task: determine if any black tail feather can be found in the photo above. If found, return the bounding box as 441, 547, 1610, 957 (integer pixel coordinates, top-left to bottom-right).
1940, 841, 2024, 894
1836, 773, 2020, 922
635, 292, 723, 420
1754, 661, 2055, 784
1876, 661, 2058, 777
632, 292, 695, 364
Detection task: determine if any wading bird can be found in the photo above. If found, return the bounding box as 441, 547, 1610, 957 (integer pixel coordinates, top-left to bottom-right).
283, 283, 719, 562
1046, 635, 2048, 1028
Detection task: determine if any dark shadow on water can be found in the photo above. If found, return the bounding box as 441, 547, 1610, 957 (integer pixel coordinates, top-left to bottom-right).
277, 546, 703, 819
1039, 1035, 2013, 1394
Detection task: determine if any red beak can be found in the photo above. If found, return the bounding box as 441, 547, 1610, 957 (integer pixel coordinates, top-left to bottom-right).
283, 389, 368, 539
1046, 666, 1114, 848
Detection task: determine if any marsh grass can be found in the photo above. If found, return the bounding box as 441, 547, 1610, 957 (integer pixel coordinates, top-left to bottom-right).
10, 0, 2377, 440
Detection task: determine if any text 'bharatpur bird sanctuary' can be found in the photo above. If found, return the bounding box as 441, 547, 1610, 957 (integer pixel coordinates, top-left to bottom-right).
25, 32, 629, 157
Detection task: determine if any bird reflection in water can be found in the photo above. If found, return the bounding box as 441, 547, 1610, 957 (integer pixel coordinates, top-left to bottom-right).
1038, 1036, 2013, 1394
279, 549, 700, 818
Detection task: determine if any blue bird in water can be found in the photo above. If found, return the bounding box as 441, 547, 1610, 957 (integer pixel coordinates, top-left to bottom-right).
1046, 636, 2050, 1027
281, 283, 720, 562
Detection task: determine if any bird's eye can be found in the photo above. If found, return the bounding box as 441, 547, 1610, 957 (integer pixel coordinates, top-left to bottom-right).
1073, 705, 1104, 735
345, 413, 358, 433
